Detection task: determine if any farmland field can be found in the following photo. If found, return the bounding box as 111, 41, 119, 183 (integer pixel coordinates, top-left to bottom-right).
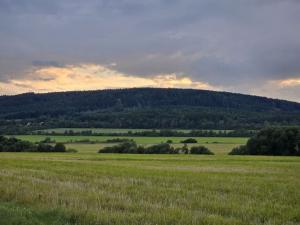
0, 152, 299, 225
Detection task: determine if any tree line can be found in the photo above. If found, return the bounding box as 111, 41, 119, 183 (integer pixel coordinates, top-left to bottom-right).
0, 136, 69, 153
99, 141, 214, 155
34, 129, 257, 137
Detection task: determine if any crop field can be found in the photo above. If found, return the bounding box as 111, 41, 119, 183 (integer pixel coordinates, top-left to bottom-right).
0, 152, 299, 225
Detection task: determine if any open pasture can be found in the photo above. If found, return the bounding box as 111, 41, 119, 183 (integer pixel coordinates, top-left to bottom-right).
0, 153, 299, 225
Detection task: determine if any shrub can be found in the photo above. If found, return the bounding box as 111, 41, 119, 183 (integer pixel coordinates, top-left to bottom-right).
37, 143, 54, 152
54, 143, 66, 152
99, 141, 138, 153
36, 143, 67, 152
190, 146, 214, 155
181, 138, 197, 143
228, 145, 249, 155
143, 143, 176, 154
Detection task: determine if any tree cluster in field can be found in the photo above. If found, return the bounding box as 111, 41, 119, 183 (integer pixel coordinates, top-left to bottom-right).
1, 88, 300, 134
229, 127, 300, 156
0, 136, 69, 153
99, 141, 214, 155
180, 138, 198, 143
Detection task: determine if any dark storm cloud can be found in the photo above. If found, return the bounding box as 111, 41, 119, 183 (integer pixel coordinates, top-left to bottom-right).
0, 0, 299, 100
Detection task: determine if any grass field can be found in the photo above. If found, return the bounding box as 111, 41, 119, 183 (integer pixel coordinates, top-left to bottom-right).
0, 153, 299, 225
12, 135, 247, 155
13, 135, 247, 145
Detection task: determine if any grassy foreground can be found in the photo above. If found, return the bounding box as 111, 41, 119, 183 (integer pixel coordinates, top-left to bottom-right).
0, 153, 299, 225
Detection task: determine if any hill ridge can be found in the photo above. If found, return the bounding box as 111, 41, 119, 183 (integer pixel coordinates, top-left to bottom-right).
0, 88, 300, 132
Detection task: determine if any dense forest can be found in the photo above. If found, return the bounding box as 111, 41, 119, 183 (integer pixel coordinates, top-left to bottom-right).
1, 88, 300, 133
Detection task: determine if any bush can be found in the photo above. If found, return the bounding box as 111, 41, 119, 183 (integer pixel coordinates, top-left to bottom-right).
37, 143, 67, 152
228, 145, 249, 155
190, 146, 214, 155
54, 143, 66, 152
99, 141, 138, 153
143, 143, 176, 154
37, 143, 54, 152
181, 138, 197, 143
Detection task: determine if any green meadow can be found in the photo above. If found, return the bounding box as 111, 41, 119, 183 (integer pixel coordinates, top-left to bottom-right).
1, 134, 299, 225
12, 135, 247, 155
0, 153, 299, 225
13, 135, 247, 145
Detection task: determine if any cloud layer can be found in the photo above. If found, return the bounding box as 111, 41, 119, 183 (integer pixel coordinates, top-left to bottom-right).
0, 64, 216, 94
0, 0, 299, 101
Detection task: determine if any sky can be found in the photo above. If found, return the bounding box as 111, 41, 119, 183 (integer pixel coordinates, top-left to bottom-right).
0, 0, 300, 102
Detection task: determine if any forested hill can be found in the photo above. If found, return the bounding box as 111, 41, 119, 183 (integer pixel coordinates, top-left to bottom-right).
1, 88, 300, 132
1, 88, 300, 113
